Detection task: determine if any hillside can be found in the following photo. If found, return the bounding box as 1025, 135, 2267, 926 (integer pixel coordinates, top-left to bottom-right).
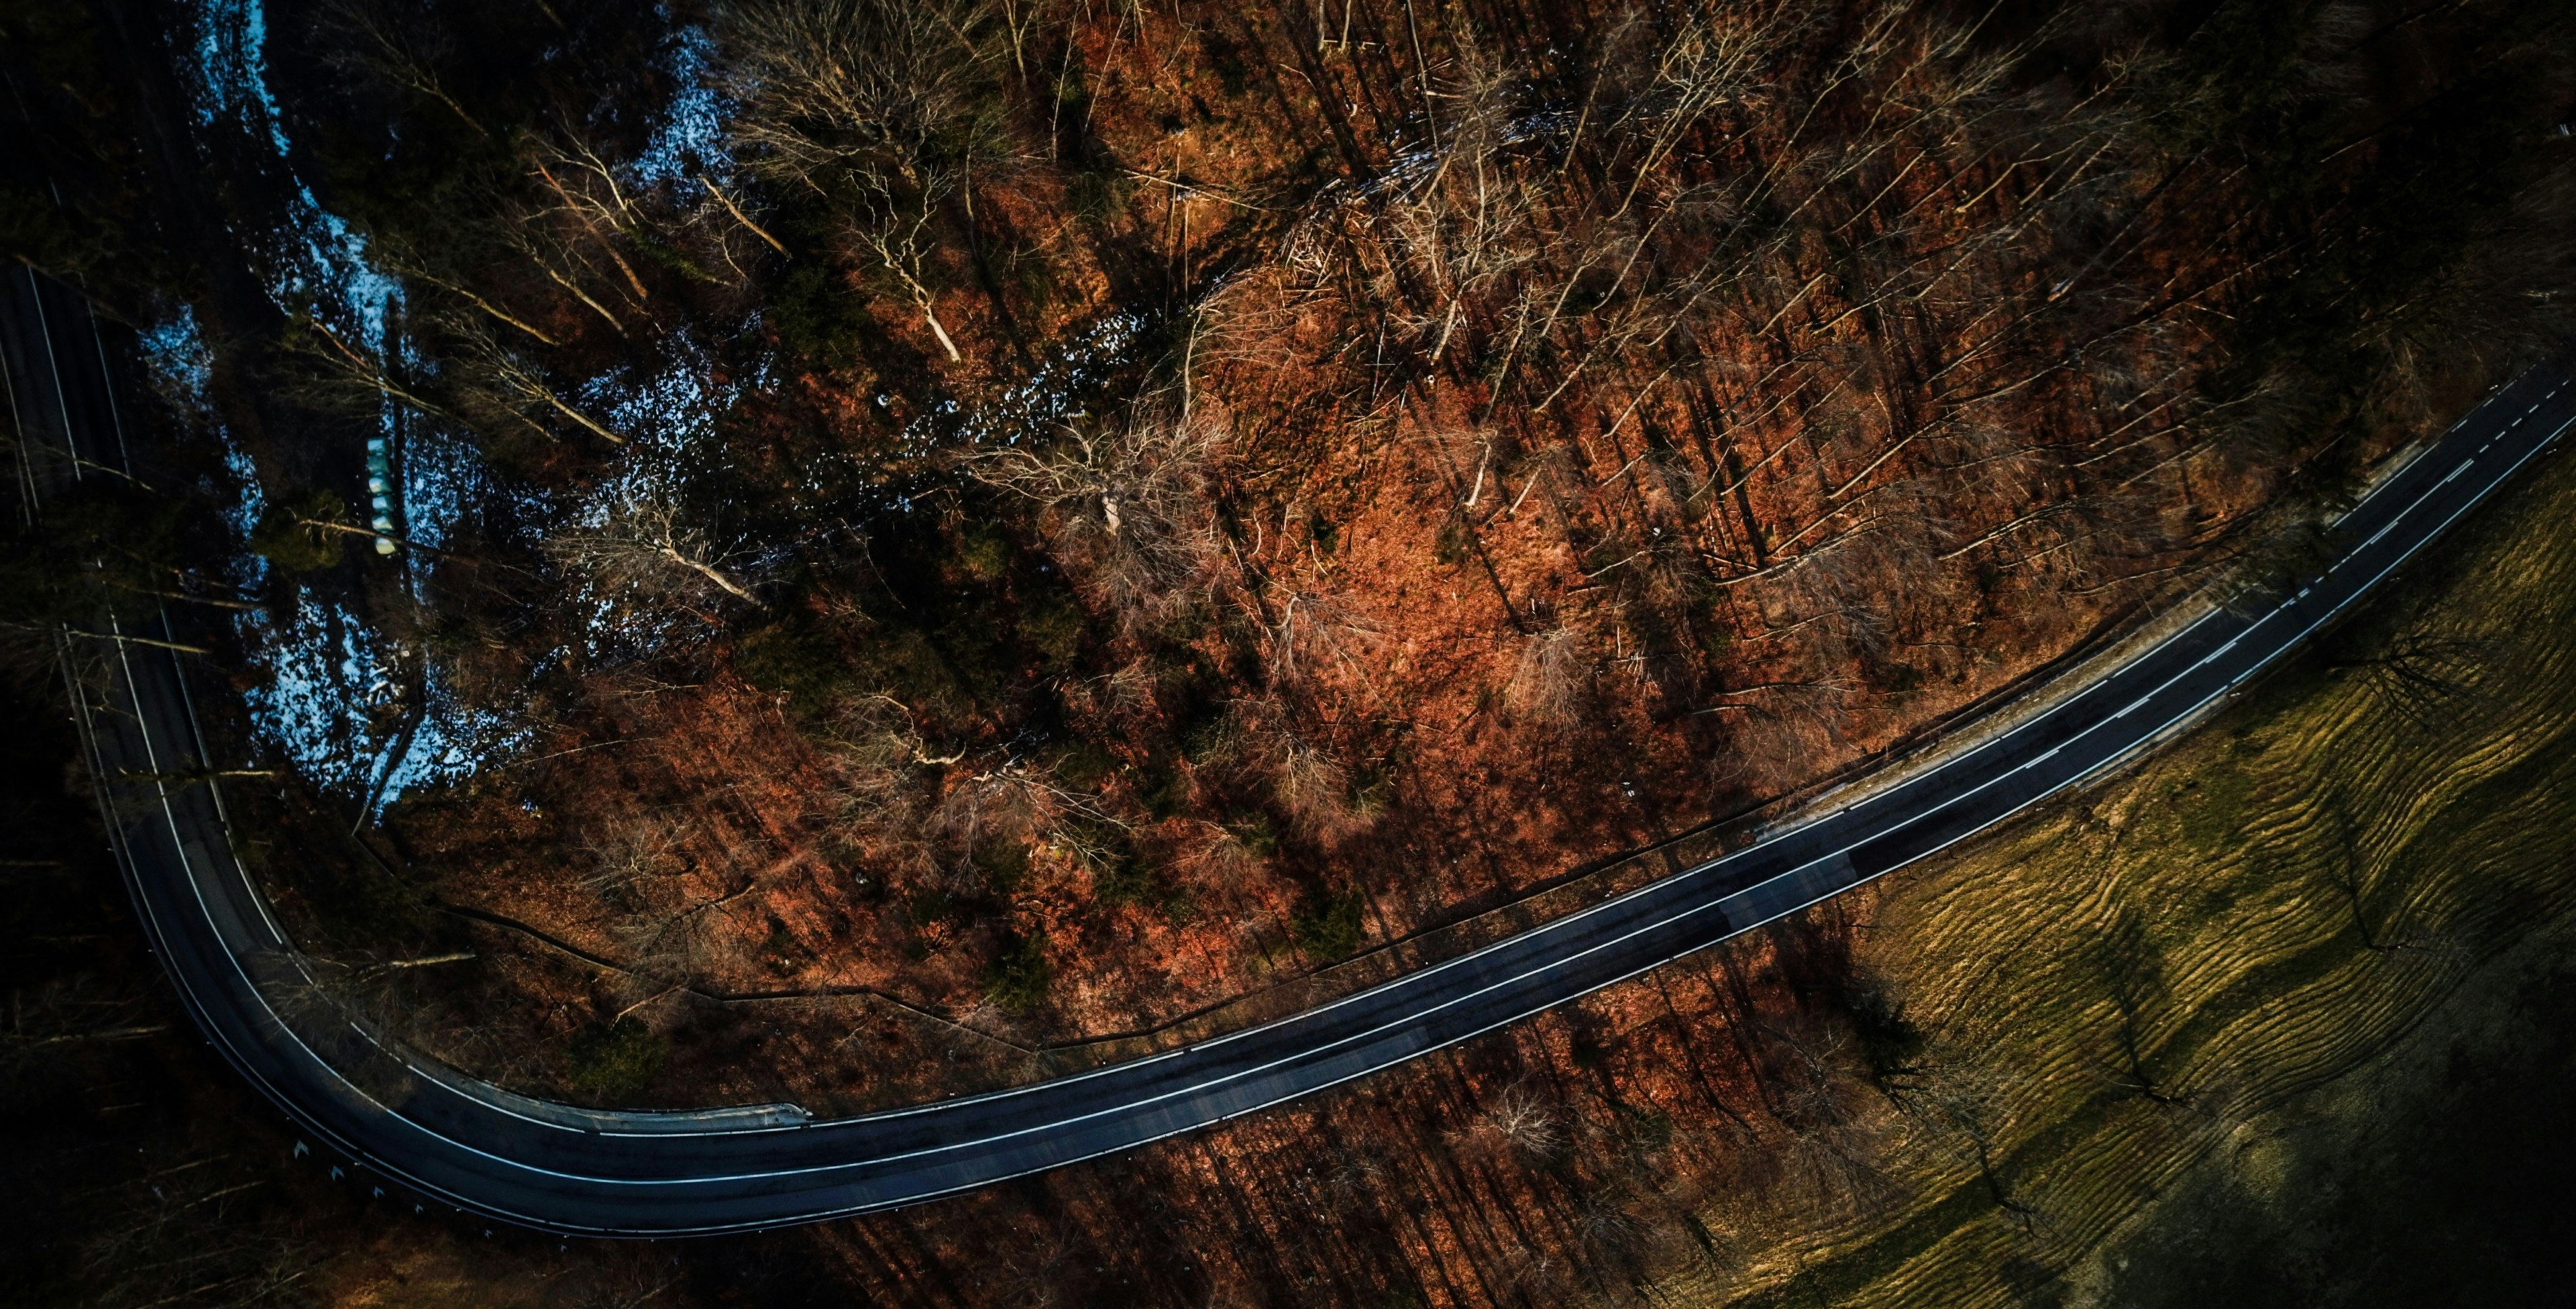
12, 0, 2559, 1105
2, 0, 2576, 1300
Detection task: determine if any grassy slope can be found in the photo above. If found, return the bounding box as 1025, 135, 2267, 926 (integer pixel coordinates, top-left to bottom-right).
1658, 439, 2576, 1308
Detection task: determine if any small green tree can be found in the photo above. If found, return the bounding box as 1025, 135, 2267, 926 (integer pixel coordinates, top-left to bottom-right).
981, 929, 1051, 1014
565, 1017, 667, 1101
1291, 888, 1366, 961
248, 489, 352, 573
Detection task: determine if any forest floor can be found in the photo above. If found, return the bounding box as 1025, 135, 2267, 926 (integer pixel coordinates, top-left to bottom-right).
11, 361, 2576, 1309
7, 2, 2575, 1298
176, 0, 2564, 1115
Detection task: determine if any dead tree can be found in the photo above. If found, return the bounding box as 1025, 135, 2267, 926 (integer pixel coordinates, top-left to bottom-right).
963, 405, 1230, 627
718, 0, 1008, 359
545, 493, 762, 617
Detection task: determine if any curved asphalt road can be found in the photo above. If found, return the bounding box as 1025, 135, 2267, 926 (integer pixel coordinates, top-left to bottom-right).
8, 267, 2571, 1236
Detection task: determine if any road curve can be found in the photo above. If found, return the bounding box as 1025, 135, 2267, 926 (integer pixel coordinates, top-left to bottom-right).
8, 267, 2571, 1236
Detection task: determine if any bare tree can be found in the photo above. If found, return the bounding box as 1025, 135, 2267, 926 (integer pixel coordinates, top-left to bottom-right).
76, 1145, 313, 1309
313, 0, 487, 137
584, 814, 688, 911
930, 763, 1128, 894
1260, 584, 1377, 688
963, 405, 1230, 627
545, 493, 762, 617
852, 191, 963, 358
584, 817, 743, 1010
1506, 625, 1591, 726
443, 314, 628, 445
0, 976, 164, 1084
1450, 1080, 1567, 1164
1271, 733, 1358, 836
718, 0, 1008, 359
718, 0, 1006, 190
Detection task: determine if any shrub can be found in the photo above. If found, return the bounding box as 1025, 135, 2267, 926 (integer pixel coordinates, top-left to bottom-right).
566, 1017, 667, 1102
1089, 853, 1155, 908
305, 863, 441, 951
1065, 163, 1130, 227
1843, 976, 1926, 1089
767, 262, 869, 368
971, 837, 1030, 891
248, 488, 350, 573
1050, 737, 1117, 789
735, 618, 853, 719
1134, 757, 1189, 819
1229, 812, 1279, 857
1019, 587, 1085, 668
849, 625, 969, 720
1291, 888, 1365, 961
981, 930, 1051, 1014
955, 520, 1011, 579
1433, 513, 1472, 566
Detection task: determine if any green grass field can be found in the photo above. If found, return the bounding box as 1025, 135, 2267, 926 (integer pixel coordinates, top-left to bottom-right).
1660, 443, 2576, 1308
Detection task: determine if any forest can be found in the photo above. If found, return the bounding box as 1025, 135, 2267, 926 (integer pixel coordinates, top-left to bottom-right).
3, 0, 2575, 1302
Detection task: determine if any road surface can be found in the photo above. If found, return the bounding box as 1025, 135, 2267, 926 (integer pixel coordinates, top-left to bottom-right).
7, 266, 2569, 1235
